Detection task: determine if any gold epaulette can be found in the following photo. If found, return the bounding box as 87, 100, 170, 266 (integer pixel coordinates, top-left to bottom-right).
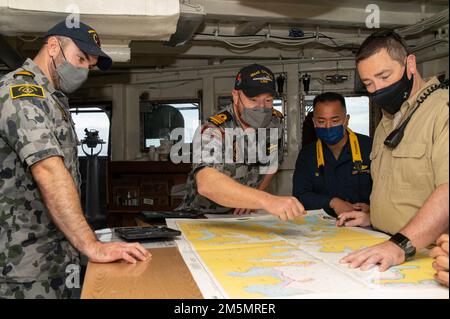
208, 110, 233, 126
13, 70, 35, 79
272, 109, 284, 118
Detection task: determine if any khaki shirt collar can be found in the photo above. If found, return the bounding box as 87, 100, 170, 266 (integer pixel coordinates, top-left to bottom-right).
401, 76, 440, 113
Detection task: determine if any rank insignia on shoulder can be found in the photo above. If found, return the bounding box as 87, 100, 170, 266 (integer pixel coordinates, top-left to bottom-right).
13, 70, 35, 79
272, 109, 283, 118
267, 143, 278, 154
208, 111, 233, 126
10, 84, 45, 99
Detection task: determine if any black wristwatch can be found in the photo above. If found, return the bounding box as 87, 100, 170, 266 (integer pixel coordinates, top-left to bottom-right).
389, 233, 416, 261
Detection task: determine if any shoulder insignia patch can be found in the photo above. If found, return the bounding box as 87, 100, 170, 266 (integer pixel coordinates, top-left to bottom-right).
10, 84, 45, 99
272, 109, 283, 118
13, 70, 35, 79
208, 110, 233, 126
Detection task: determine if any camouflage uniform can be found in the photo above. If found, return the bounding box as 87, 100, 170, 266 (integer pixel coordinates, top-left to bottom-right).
177, 104, 284, 214
0, 58, 81, 299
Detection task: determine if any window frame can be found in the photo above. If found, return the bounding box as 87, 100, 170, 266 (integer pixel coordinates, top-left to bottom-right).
302, 93, 371, 137
69, 101, 112, 158
140, 98, 201, 152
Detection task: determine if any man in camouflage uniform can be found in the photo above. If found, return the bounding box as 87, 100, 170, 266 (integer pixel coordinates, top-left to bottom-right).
177, 64, 305, 220
0, 20, 150, 299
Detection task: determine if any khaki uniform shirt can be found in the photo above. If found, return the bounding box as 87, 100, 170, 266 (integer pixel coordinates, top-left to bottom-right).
370, 77, 449, 235
177, 104, 284, 214
0, 59, 80, 283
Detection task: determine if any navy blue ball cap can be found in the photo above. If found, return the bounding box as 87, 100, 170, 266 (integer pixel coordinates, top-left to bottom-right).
234, 64, 278, 98
45, 20, 112, 71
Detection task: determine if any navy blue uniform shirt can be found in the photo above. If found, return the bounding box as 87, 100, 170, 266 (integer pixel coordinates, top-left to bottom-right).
292, 133, 373, 217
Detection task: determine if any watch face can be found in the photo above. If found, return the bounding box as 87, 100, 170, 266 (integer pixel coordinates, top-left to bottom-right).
405, 249, 416, 261
405, 241, 413, 250
402, 240, 416, 260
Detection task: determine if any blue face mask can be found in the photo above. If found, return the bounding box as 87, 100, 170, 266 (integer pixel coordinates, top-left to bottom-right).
316, 125, 345, 145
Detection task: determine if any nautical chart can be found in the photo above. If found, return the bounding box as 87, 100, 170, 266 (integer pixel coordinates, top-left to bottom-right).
167, 210, 448, 299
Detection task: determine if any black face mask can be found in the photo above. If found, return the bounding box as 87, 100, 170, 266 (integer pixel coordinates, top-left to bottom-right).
368, 65, 414, 115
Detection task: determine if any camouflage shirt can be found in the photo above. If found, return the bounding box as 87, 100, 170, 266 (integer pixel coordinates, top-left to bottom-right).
0, 59, 80, 283
177, 104, 284, 214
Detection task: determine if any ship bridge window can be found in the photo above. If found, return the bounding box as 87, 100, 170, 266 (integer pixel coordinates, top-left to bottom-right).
140, 100, 201, 149
304, 95, 370, 137
70, 105, 111, 157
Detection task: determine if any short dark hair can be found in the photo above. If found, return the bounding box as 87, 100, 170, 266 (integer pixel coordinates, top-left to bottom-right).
44, 35, 71, 46
356, 30, 411, 65
313, 92, 346, 111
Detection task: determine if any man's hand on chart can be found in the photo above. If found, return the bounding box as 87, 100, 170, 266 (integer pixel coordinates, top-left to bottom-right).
430, 234, 449, 287
336, 211, 371, 227
339, 240, 405, 272
263, 196, 306, 221
86, 241, 151, 264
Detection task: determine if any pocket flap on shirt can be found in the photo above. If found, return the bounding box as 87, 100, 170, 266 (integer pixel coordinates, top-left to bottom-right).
392, 143, 427, 158
369, 143, 382, 160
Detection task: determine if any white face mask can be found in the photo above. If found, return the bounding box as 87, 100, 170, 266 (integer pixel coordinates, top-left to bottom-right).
52, 41, 89, 94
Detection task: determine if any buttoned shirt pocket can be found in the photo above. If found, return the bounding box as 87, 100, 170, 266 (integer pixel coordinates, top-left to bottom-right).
369, 142, 382, 161
391, 143, 431, 189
